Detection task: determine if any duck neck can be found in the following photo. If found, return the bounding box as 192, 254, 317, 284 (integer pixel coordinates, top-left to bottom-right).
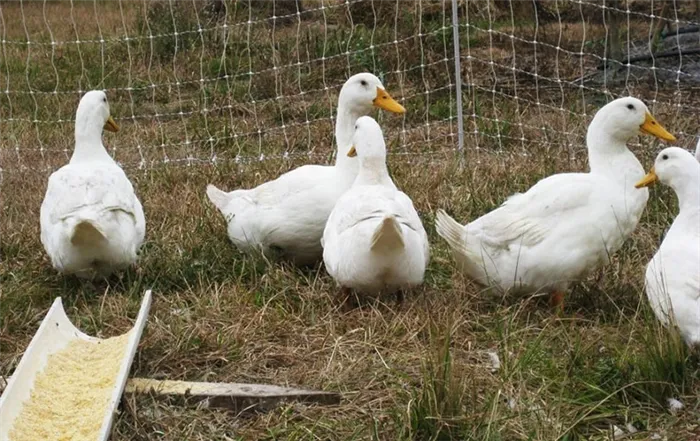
72, 120, 112, 163
355, 156, 393, 187
586, 126, 644, 186
673, 168, 700, 213
334, 106, 362, 173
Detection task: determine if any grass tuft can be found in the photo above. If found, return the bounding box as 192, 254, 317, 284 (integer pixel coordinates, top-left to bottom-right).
402, 323, 472, 440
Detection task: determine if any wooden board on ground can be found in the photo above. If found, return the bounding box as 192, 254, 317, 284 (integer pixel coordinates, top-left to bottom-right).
125, 378, 341, 412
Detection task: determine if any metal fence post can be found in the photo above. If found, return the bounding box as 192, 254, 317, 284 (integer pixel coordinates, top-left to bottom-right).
451, 0, 464, 155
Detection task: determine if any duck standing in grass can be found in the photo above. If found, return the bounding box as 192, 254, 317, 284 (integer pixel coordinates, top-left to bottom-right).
435, 97, 676, 309
636, 147, 700, 347
206, 73, 406, 266
322, 116, 429, 300
659, 137, 700, 244
40, 91, 146, 278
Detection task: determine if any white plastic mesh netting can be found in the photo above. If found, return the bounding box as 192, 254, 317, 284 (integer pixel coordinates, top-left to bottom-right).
2, 0, 700, 177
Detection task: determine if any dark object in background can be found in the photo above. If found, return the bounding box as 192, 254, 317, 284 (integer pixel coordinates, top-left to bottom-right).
581, 25, 700, 86
204, 1, 305, 25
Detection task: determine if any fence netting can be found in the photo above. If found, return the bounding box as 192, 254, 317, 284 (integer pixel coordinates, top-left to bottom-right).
1, 0, 699, 177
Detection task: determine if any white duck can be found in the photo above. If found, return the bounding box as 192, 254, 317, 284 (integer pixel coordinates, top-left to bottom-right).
435, 97, 676, 308
206, 73, 405, 266
322, 116, 429, 297
636, 147, 700, 346
659, 137, 700, 243
40, 91, 146, 278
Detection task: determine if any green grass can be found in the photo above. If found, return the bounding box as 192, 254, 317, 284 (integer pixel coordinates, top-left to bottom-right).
3, 189, 699, 441
5, 156, 698, 440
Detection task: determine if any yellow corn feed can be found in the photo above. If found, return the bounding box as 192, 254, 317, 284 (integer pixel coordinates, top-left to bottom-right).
9, 332, 131, 441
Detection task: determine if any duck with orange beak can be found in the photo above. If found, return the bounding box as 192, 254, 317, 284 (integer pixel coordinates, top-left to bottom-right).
40, 91, 145, 278
636, 147, 700, 347
435, 97, 676, 311
206, 73, 406, 266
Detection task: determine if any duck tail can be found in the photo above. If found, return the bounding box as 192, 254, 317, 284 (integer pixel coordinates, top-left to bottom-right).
71, 218, 107, 247
435, 209, 475, 261
206, 184, 231, 212
370, 215, 405, 252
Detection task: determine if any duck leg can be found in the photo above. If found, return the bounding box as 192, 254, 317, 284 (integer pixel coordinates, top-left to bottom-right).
340, 287, 358, 311
549, 291, 565, 311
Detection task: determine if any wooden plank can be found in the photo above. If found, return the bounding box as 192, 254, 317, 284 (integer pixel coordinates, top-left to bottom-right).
124, 378, 341, 412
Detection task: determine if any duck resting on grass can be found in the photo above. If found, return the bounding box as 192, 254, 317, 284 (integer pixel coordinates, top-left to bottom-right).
435, 97, 676, 310
322, 116, 429, 303
206, 73, 406, 266
40, 91, 146, 279
636, 147, 700, 347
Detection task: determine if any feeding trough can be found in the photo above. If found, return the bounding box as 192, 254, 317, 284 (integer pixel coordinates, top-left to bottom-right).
0, 288, 341, 440
0, 290, 152, 441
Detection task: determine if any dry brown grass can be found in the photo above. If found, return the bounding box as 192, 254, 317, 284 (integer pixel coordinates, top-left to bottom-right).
2, 1, 700, 440
4, 150, 699, 440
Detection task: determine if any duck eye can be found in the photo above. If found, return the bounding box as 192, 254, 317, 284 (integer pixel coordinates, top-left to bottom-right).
662, 154, 669, 160
626, 104, 634, 110
360, 80, 367, 87
103, 97, 107, 103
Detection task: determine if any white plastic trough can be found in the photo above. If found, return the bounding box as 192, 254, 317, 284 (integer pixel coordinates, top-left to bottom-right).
0, 290, 152, 441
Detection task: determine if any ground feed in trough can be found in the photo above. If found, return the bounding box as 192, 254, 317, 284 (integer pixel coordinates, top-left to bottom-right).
9, 332, 132, 441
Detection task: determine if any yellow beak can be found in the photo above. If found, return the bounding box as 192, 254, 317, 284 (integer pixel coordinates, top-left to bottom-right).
639, 112, 675, 142
104, 116, 119, 133
635, 167, 658, 188
373, 87, 406, 114
347, 145, 357, 157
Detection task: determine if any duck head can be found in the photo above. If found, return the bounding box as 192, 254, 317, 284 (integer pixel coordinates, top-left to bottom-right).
636, 146, 700, 190
337, 73, 405, 116
590, 97, 675, 144
347, 116, 386, 159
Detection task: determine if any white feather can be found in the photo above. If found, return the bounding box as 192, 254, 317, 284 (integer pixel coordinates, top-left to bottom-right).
370, 215, 405, 251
